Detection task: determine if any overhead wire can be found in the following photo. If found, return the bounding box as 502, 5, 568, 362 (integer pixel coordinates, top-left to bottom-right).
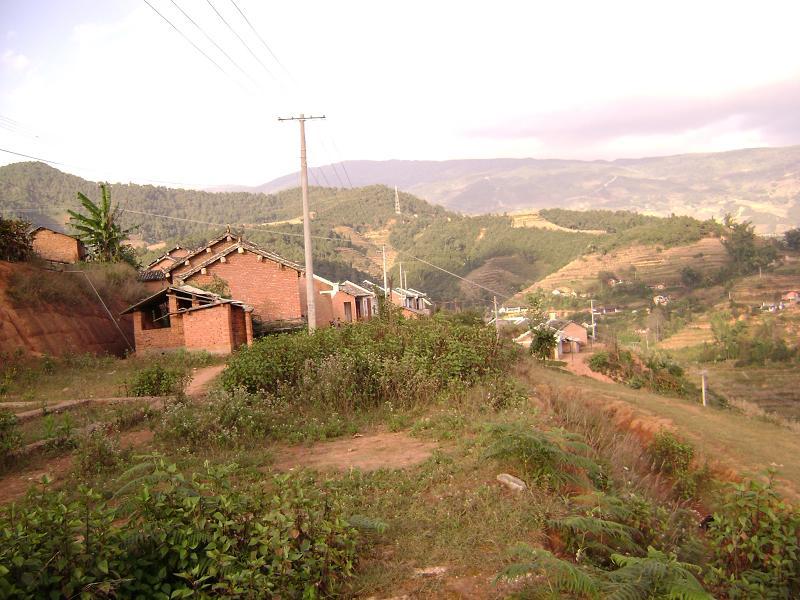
204, 0, 275, 79
168, 0, 262, 89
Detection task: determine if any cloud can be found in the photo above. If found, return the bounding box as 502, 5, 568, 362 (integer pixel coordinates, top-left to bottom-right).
2, 48, 30, 71
471, 78, 800, 148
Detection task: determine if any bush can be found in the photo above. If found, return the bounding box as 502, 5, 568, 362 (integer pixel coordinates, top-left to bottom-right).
222, 315, 508, 410
0, 217, 33, 262
588, 351, 611, 373
0, 458, 359, 598
74, 427, 130, 478
706, 471, 800, 598
129, 364, 186, 396
0, 410, 21, 463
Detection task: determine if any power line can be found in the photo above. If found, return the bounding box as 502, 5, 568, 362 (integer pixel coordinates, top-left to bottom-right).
142, 0, 232, 81
168, 0, 261, 89
205, 0, 275, 79
228, 0, 293, 80
0, 147, 64, 165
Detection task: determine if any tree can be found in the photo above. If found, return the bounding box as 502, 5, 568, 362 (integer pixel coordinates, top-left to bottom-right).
721, 215, 778, 276
0, 217, 33, 262
680, 266, 702, 289
785, 227, 800, 251
524, 290, 549, 328
529, 326, 558, 361
68, 184, 137, 266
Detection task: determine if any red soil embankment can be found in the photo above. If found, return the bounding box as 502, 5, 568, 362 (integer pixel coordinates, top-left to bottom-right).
0, 261, 135, 357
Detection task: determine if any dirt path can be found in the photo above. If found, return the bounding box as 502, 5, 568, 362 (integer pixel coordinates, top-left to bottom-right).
185, 364, 226, 397
272, 432, 437, 472
0, 429, 154, 506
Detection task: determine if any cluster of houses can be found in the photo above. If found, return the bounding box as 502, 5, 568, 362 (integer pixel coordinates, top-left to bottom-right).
128, 229, 432, 354
761, 291, 800, 313
25, 226, 433, 355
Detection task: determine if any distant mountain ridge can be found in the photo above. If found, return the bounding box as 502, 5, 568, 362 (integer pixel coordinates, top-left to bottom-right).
234, 146, 800, 233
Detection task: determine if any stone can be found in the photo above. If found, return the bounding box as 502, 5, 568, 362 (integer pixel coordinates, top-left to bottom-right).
496, 473, 528, 492
413, 566, 448, 577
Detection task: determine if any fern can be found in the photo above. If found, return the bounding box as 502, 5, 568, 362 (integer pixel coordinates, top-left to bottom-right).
606, 547, 712, 600
548, 515, 639, 555
499, 544, 601, 598
483, 423, 600, 488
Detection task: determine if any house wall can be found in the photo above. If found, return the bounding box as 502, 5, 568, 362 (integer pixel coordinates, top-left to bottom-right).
230, 307, 249, 349
561, 322, 588, 346
183, 250, 302, 323
299, 276, 336, 327
132, 310, 184, 354
183, 304, 234, 354
32, 230, 84, 263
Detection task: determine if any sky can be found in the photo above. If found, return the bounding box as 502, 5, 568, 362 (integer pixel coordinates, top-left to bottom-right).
1, 0, 800, 188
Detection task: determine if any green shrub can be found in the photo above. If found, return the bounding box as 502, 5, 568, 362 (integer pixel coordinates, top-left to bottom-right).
706, 471, 800, 598
222, 316, 508, 410
483, 422, 599, 489
0, 410, 21, 462
588, 351, 611, 373
648, 431, 693, 475
129, 364, 186, 396
74, 427, 130, 478
0, 458, 359, 598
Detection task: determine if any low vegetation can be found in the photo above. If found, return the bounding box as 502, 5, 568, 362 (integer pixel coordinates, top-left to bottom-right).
588, 347, 698, 397
0, 217, 32, 262
1, 315, 799, 598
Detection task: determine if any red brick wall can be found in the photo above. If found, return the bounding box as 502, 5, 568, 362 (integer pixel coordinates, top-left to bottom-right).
132, 310, 184, 354
32, 230, 85, 263
183, 250, 302, 322
230, 306, 248, 349
183, 304, 234, 354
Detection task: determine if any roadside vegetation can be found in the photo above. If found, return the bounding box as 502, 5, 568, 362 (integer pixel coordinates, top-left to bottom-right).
1, 312, 798, 597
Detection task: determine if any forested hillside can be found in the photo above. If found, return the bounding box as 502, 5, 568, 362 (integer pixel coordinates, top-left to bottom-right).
0, 161, 724, 305
251, 146, 800, 233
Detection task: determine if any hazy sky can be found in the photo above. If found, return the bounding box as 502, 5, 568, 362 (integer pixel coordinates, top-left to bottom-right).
1, 0, 799, 187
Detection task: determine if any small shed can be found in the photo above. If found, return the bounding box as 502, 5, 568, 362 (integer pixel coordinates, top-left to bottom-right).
31, 227, 86, 263
121, 284, 253, 355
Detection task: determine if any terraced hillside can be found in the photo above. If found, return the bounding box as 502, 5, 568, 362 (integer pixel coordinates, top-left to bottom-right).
729, 262, 800, 305
515, 236, 729, 297
510, 211, 604, 234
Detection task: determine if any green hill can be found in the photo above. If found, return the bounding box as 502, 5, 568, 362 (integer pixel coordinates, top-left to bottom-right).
0, 161, 726, 305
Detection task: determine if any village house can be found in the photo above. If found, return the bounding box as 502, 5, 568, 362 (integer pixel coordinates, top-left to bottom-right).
512, 318, 588, 358
547, 318, 589, 359
782, 290, 800, 304
301, 275, 377, 327
121, 284, 253, 355
31, 227, 86, 263
138, 230, 306, 328
363, 281, 433, 317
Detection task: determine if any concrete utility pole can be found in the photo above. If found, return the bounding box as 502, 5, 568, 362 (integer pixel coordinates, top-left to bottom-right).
590, 299, 596, 347
701, 370, 708, 407
278, 113, 325, 333
382, 244, 389, 299
493, 296, 499, 338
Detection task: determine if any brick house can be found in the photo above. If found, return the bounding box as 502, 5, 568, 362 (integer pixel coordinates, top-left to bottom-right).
31, 227, 86, 263
301, 276, 376, 327
121, 284, 253, 355
547, 318, 588, 359
363, 281, 433, 318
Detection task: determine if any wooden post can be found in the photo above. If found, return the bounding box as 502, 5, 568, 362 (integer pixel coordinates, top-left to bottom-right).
701, 370, 708, 407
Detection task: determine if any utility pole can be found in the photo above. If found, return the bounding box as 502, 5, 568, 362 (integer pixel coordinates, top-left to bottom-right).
590, 299, 596, 348
493, 296, 499, 339
701, 370, 708, 407
394, 185, 401, 215
278, 113, 325, 333
382, 244, 389, 299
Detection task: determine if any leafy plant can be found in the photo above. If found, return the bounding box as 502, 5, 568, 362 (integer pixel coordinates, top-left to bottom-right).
68, 183, 137, 266
483, 422, 599, 489
75, 427, 130, 478
0, 217, 33, 262
0, 410, 21, 462
129, 364, 186, 396
705, 470, 800, 598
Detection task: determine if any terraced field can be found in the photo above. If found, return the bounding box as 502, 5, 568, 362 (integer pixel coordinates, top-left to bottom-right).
510, 210, 604, 234
729, 267, 800, 305
658, 318, 715, 350
516, 236, 729, 296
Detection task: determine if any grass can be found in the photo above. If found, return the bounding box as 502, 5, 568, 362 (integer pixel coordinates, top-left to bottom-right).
520, 359, 800, 498
0, 350, 222, 405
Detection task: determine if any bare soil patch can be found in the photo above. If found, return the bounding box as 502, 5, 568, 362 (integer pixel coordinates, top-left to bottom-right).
272, 432, 437, 472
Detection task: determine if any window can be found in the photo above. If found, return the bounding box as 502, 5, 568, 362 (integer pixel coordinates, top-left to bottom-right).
142, 300, 170, 329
